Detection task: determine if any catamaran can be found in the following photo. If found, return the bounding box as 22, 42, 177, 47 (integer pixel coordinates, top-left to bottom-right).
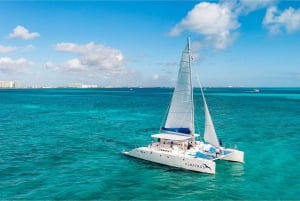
123, 38, 244, 174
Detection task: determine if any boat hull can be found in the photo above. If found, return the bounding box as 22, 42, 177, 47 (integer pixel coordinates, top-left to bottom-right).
221, 149, 244, 163
123, 147, 216, 174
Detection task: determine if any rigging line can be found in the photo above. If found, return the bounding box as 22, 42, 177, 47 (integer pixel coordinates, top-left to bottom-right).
195, 68, 205, 97
159, 90, 173, 133
193, 89, 202, 138
194, 68, 206, 142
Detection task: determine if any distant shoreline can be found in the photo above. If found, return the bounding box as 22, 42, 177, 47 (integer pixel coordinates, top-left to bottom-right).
1, 86, 300, 90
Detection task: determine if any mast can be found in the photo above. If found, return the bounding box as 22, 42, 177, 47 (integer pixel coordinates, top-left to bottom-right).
187, 37, 195, 143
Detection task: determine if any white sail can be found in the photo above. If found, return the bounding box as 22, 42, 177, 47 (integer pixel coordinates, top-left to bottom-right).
163, 39, 194, 135
201, 91, 220, 148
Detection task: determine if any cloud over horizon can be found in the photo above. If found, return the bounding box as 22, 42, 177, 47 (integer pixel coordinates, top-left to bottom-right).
0, 45, 17, 53
263, 6, 300, 34
54, 42, 125, 73
237, 0, 276, 14
42, 42, 140, 86
0, 57, 32, 73
8, 25, 40, 40
168, 0, 282, 51
169, 2, 240, 49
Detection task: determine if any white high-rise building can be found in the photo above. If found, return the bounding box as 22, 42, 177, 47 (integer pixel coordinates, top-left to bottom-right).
68, 83, 98, 88
0, 81, 21, 88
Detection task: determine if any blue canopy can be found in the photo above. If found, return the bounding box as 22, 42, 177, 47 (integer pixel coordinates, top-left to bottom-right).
162, 127, 191, 134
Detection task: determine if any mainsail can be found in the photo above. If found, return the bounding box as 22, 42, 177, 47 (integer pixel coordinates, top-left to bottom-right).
163, 39, 194, 135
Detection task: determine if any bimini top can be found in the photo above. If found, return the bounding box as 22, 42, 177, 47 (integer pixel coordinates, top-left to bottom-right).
151, 133, 197, 141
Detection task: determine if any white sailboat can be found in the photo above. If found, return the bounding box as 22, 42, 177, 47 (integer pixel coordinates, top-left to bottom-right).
123, 38, 244, 174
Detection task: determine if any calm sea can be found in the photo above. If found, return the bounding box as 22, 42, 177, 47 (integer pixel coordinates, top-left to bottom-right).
0, 88, 299, 200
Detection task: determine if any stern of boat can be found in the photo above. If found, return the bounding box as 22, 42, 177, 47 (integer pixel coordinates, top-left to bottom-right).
221, 149, 244, 163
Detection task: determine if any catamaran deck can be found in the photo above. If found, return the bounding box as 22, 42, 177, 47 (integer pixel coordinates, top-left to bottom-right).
146, 142, 222, 160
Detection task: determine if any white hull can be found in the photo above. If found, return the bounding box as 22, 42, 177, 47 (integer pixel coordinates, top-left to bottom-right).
123, 147, 216, 174
220, 149, 244, 163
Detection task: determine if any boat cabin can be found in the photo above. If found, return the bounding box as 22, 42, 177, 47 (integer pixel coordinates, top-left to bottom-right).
151, 133, 200, 150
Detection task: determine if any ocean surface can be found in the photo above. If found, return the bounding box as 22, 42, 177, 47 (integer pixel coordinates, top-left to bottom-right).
0, 87, 299, 200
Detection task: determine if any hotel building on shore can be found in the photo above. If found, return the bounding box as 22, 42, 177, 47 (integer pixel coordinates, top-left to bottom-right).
0, 81, 21, 88
68, 83, 98, 88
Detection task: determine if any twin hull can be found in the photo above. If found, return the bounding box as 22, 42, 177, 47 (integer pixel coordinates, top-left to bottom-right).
221, 149, 244, 163
123, 147, 216, 174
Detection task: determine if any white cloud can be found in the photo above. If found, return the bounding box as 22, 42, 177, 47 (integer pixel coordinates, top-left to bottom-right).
62, 58, 87, 71
169, 2, 239, 49
55, 42, 125, 72
168, 0, 280, 50
263, 6, 300, 34
153, 74, 159, 80
8, 25, 40, 40
45, 61, 55, 69
0, 57, 32, 73
55, 43, 79, 52
44, 42, 139, 87
0, 45, 17, 53
0, 45, 35, 54
22, 44, 35, 52
238, 0, 277, 14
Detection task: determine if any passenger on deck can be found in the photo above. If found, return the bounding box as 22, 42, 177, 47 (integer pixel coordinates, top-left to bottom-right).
219, 139, 223, 146
170, 141, 174, 148
187, 141, 192, 150
216, 148, 220, 157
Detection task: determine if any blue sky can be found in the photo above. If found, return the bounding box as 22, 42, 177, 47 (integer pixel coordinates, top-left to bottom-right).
0, 0, 299, 87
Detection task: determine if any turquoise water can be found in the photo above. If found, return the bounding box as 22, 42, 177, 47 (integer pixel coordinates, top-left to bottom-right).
0, 88, 299, 200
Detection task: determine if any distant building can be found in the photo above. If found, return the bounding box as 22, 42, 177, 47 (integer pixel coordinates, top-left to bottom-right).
68, 83, 98, 88
81, 84, 98, 88
0, 81, 22, 88
13, 81, 22, 88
